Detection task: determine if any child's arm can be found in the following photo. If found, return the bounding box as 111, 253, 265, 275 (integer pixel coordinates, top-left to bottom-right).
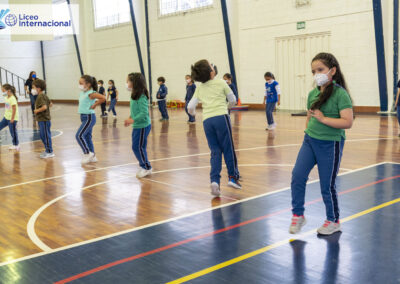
276, 83, 281, 106
34, 105, 47, 114
263, 96, 266, 105
310, 108, 353, 129
116, 89, 119, 101
226, 92, 237, 108
395, 89, 400, 109
124, 117, 134, 127
89, 93, 106, 109
106, 90, 110, 101
11, 105, 16, 123
187, 98, 199, 116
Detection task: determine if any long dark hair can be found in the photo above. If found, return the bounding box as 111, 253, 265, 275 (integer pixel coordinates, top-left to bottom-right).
128, 73, 149, 100
191, 59, 212, 83
28, 71, 36, 80
81, 75, 98, 92
264, 72, 275, 80
310, 53, 350, 110
3, 84, 18, 101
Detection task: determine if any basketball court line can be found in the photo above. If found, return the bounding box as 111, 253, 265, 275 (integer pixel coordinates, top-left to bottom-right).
0, 137, 394, 191
0, 161, 389, 267
167, 196, 400, 284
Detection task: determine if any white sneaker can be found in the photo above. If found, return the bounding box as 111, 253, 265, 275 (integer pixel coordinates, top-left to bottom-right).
39, 151, 47, 158
289, 215, 307, 234
89, 152, 97, 163
136, 168, 152, 178
210, 182, 221, 197
268, 123, 277, 130
42, 152, 55, 159
113, 115, 117, 118
81, 154, 91, 164
9, 145, 20, 151
317, 220, 341, 235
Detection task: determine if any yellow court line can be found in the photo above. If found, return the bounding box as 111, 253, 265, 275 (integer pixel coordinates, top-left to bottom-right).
167, 197, 400, 284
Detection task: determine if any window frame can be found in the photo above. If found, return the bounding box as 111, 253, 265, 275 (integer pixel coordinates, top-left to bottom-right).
158, 0, 215, 18
91, 0, 132, 31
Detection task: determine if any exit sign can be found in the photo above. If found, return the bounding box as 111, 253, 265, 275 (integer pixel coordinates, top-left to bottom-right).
297, 21, 306, 30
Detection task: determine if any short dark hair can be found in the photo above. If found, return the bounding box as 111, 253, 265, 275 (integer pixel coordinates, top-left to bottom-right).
223, 73, 232, 80
157, 77, 166, 83
32, 79, 46, 92
191, 59, 212, 83
98, 80, 104, 84
264, 72, 275, 79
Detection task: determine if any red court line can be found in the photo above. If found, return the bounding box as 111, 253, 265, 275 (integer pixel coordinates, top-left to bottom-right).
54, 174, 400, 284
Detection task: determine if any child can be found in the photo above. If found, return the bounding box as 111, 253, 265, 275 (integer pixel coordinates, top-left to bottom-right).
25, 71, 37, 115
185, 75, 196, 123
98, 80, 107, 117
263, 72, 281, 130
223, 73, 238, 115
156, 77, 169, 121
124, 72, 152, 178
76, 75, 106, 164
33, 79, 54, 159
395, 80, 400, 137
188, 59, 241, 197
0, 84, 19, 150
107, 80, 118, 118
289, 52, 353, 236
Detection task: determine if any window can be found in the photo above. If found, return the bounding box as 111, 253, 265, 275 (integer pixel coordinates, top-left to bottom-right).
92, 0, 130, 29
159, 0, 213, 16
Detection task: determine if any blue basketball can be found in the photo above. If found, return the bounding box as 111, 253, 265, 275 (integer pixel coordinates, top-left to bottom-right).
5, 14, 17, 27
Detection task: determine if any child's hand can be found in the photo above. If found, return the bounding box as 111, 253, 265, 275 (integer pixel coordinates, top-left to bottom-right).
278, 101, 280, 106
90, 105, 96, 110
50, 102, 53, 108
309, 109, 325, 123
124, 118, 134, 127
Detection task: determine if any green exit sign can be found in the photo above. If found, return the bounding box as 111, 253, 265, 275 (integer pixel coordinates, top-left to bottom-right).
297, 21, 306, 30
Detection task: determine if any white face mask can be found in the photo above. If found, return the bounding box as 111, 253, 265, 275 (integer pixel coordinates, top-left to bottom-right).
2, 91, 7, 96
108, 84, 112, 87
268, 80, 273, 84
31, 89, 38, 95
186, 79, 191, 84
225, 80, 229, 84
314, 69, 331, 87
79, 84, 86, 91
126, 83, 132, 92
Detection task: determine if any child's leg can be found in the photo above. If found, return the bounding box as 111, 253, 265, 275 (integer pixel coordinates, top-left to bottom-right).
217, 115, 239, 179
83, 114, 96, 153
8, 120, 18, 146
163, 101, 169, 119
158, 101, 164, 116
45, 121, 53, 153
203, 117, 222, 184
291, 135, 317, 216
75, 114, 92, 154
132, 125, 152, 170
0, 117, 8, 131
101, 102, 106, 115
111, 99, 117, 115
397, 108, 400, 128
314, 138, 344, 222
38, 121, 46, 149
266, 103, 275, 125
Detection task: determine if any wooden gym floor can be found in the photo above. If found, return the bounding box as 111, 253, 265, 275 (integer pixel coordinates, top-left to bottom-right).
0, 104, 399, 283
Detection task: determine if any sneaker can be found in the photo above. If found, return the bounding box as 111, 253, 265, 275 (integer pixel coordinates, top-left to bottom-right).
289, 215, 307, 234
266, 124, 272, 130
39, 151, 47, 158
159, 118, 165, 122
42, 152, 55, 159
136, 168, 152, 178
317, 220, 341, 235
88, 152, 97, 163
9, 145, 20, 151
210, 182, 221, 197
113, 115, 117, 118
268, 123, 277, 130
228, 177, 242, 189
81, 154, 91, 164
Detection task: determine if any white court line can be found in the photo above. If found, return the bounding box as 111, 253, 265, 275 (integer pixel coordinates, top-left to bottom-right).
18, 161, 391, 263
0, 137, 394, 191
0, 128, 63, 148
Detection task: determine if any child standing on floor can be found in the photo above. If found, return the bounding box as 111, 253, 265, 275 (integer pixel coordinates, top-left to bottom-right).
223, 73, 238, 115
33, 79, 54, 159
124, 72, 152, 178
185, 75, 196, 123
188, 59, 241, 197
263, 72, 281, 130
289, 52, 353, 236
156, 77, 169, 121
76, 75, 105, 164
107, 80, 118, 118
98, 80, 107, 117
0, 84, 19, 150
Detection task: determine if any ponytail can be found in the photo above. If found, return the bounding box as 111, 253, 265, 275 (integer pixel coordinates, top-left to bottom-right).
3, 84, 18, 101
310, 52, 351, 110
81, 75, 98, 92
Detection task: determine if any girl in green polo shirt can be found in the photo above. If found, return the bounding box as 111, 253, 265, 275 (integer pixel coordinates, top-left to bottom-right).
289, 53, 354, 236
124, 72, 152, 178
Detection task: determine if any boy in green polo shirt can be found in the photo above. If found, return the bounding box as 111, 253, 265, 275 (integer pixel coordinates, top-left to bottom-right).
33, 79, 54, 159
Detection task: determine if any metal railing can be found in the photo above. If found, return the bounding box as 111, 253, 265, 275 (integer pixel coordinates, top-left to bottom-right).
0, 67, 27, 98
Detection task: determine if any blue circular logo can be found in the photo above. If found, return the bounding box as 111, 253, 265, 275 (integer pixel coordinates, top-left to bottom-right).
5, 14, 17, 27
